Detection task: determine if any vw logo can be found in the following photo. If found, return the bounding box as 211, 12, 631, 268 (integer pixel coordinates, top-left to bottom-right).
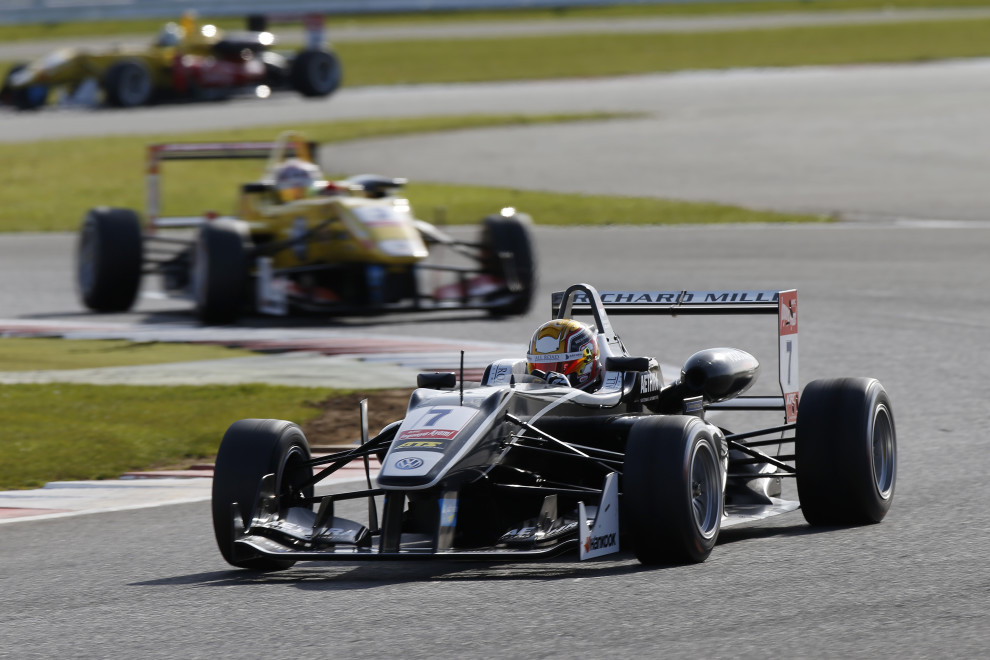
394, 457, 424, 470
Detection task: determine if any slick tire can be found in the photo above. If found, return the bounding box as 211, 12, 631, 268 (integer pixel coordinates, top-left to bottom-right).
290, 49, 342, 97
624, 415, 723, 565
76, 207, 143, 312
796, 378, 896, 525
104, 60, 153, 108
193, 223, 247, 324
212, 419, 314, 571
481, 213, 536, 316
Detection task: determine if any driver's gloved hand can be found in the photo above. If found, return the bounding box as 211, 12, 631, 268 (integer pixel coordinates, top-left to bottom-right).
545, 371, 570, 387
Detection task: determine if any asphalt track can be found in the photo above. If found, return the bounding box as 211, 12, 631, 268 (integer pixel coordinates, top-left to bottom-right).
3, 57, 990, 660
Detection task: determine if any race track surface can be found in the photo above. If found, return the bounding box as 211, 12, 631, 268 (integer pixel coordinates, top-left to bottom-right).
3, 52, 990, 658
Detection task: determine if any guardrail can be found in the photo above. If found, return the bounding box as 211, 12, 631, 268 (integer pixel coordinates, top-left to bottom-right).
1, 0, 771, 26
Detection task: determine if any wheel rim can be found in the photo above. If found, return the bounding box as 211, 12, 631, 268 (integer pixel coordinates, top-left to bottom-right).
871, 403, 896, 499
278, 445, 312, 513
691, 440, 721, 539
121, 68, 150, 105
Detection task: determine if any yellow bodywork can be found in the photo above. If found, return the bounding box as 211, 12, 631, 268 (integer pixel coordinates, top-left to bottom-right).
240, 191, 429, 270
10, 14, 250, 92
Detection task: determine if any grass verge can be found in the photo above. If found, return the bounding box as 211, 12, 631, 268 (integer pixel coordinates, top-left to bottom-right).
0, 383, 331, 490
334, 17, 990, 86
0, 338, 256, 371
405, 182, 824, 225
0, 112, 825, 230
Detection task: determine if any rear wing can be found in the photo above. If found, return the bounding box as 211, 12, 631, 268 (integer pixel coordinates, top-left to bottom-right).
551, 284, 799, 422
145, 136, 318, 229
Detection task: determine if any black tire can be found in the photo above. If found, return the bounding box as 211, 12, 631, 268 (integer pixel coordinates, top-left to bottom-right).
3, 63, 48, 110
212, 419, 314, 570
104, 60, 153, 108
624, 415, 723, 564
290, 49, 342, 97
76, 207, 143, 312
796, 378, 896, 526
481, 213, 537, 316
193, 224, 247, 324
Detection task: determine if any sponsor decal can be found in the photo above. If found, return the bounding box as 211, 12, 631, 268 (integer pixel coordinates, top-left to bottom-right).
397, 440, 447, 451
397, 429, 458, 441
319, 527, 360, 544
560, 290, 779, 306
785, 392, 799, 424
396, 406, 477, 444
578, 473, 620, 560
584, 532, 618, 553
638, 372, 661, 401
394, 457, 424, 471
440, 498, 458, 527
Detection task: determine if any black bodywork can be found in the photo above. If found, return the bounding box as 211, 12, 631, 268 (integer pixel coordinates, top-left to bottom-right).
212, 283, 896, 567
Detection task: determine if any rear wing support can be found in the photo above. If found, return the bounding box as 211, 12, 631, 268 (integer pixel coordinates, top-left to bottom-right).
551, 284, 799, 422
145, 136, 318, 229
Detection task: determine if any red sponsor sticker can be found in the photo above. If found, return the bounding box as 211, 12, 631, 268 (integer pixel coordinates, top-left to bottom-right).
779, 290, 798, 336
397, 428, 458, 440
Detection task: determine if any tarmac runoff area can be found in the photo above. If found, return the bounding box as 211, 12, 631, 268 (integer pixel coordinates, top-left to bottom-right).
0, 318, 525, 523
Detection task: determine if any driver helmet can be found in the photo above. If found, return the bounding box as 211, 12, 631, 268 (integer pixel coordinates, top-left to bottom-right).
526, 319, 602, 390
156, 22, 184, 48
273, 158, 324, 202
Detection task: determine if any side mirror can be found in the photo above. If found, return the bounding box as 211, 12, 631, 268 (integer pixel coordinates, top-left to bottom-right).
417, 372, 457, 389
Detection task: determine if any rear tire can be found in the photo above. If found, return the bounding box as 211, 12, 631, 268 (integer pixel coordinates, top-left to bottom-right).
212, 419, 314, 571
193, 224, 247, 324
290, 50, 342, 97
624, 416, 723, 564
104, 60, 153, 108
796, 378, 896, 525
76, 207, 143, 312
481, 213, 536, 316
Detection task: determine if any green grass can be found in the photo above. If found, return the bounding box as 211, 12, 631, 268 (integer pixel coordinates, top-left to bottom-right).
2, 1, 990, 42
0, 338, 256, 371
0, 113, 620, 230
0, 112, 824, 230
406, 182, 823, 225
0, 383, 331, 490
333, 17, 990, 86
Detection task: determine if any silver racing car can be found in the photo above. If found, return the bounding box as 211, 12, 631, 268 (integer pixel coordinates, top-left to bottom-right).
211, 283, 896, 568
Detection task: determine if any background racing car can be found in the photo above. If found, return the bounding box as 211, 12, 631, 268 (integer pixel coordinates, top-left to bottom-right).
210, 283, 897, 568
76, 131, 536, 322
0, 13, 341, 110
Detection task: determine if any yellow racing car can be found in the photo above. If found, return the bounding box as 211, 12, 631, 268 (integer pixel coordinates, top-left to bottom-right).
76, 131, 537, 323
1, 14, 341, 110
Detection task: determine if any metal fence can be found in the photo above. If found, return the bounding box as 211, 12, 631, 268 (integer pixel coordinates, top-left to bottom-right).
0, 0, 772, 26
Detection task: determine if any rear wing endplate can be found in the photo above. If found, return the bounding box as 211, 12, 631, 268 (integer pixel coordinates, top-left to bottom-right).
552, 285, 799, 422
145, 138, 318, 228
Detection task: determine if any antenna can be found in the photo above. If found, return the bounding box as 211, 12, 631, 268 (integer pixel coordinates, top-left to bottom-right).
459, 350, 465, 405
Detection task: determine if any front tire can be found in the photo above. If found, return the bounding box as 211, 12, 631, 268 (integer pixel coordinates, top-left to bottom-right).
481, 213, 536, 316
212, 419, 314, 571
796, 378, 896, 525
2, 63, 48, 110
624, 416, 723, 564
193, 223, 247, 324
77, 207, 143, 312
290, 50, 342, 97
